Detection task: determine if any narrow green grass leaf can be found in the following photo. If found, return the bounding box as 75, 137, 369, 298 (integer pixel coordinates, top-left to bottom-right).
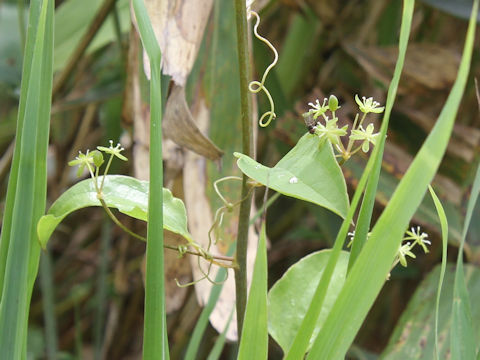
284, 0, 415, 357
237, 222, 268, 360
0, 0, 42, 300
36, 175, 193, 247
207, 308, 234, 360
428, 185, 448, 360
0, 0, 54, 357
235, 134, 349, 219
347, 0, 411, 269
451, 162, 480, 359
132, 0, 168, 358
184, 246, 234, 360
306, 0, 477, 358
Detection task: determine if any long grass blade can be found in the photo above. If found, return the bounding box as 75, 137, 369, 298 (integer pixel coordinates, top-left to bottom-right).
305, 0, 477, 358
131, 1, 168, 358
207, 308, 234, 360
0, 0, 54, 357
237, 222, 268, 360
347, 0, 414, 273
428, 185, 448, 360
451, 163, 480, 359
0, 0, 41, 299
184, 246, 234, 360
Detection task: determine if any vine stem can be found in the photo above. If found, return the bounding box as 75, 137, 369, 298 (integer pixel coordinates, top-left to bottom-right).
97, 197, 236, 267
233, 0, 254, 340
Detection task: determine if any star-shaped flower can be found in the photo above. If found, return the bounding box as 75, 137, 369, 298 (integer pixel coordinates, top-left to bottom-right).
315, 118, 348, 146
68, 150, 101, 177
350, 123, 379, 152
355, 94, 385, 114
308, 98, 329, 119
398, 242, 416, 267
97, 140, 128, 161
404, 226, 431, 253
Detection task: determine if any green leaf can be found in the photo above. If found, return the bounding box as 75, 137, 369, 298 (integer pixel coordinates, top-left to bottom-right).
234, 134, 349, 219
207, 308, 234, 360
381, 264, 480, 359
0, 0, 54, 357
238, 222, 268, 360
268, 250, 348, 354
451, 162, 480, 359
428, 186, 448, 360
37, 175, 193, 248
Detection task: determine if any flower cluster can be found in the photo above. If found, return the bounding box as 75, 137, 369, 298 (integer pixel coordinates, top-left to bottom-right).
68, 140, 128, 193
396, 226, 431, 267
347, 225, 431, 270
303, 94, 383, 163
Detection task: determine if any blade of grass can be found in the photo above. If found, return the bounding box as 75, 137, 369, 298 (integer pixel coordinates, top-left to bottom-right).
451, 163, 480, 359
428, 185, 448, 360
0, 0, 54, 357
0, 0, 42, 300
184, 246, 234, 360
306, 0, 478, 358
347, 0, 413, 272
131, 0, 168, 358
237, 222, 268, 360
207, 308, 234, 360
283, 1, 414, 357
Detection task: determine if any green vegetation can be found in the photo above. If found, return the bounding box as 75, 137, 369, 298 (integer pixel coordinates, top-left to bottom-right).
1, 0, 479, 359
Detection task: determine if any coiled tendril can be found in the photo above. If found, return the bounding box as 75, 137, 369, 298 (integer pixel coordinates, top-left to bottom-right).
249, 10, 278, 127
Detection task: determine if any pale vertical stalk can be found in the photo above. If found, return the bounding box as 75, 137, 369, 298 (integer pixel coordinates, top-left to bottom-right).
233, 0, 254, 338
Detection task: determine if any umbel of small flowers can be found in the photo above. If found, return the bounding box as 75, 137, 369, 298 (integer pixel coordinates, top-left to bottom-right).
347, 226, 431, 270
68, 140, 128, 194
395, 226, 431, 268
304, 94, 384, 164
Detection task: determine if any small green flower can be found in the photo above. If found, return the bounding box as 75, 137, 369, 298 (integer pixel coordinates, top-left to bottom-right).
404, 226, 431, 253
97, 140, 128, 161
398, 242, 416, 267
68, 150, 96, 177
355, 94, 385, 114
308, 98, 329, 119
315, 118, 348, 146
350, 123, 379, 152
328, 95, 340, 112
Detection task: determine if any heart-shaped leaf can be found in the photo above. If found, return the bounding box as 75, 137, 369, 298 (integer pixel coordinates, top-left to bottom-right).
268, 249, 349, 354
37, 175, 192, 248
234, 134, 349, 218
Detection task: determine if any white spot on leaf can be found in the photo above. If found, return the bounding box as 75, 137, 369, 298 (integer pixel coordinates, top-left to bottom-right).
289, 176, 298, 184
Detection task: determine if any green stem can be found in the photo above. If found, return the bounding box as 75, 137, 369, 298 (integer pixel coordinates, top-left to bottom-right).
98, 197, 235, 267
233, 0, 254, 340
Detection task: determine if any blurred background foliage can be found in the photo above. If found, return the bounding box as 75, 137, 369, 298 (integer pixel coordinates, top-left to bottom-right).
0, 0, 479, 359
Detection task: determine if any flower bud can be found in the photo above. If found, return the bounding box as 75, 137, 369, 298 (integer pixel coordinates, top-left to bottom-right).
91, 150, 104, 167
328, 95, 339, 112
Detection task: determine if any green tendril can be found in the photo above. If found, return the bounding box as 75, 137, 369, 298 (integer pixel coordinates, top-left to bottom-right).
249, 10, 278, 127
